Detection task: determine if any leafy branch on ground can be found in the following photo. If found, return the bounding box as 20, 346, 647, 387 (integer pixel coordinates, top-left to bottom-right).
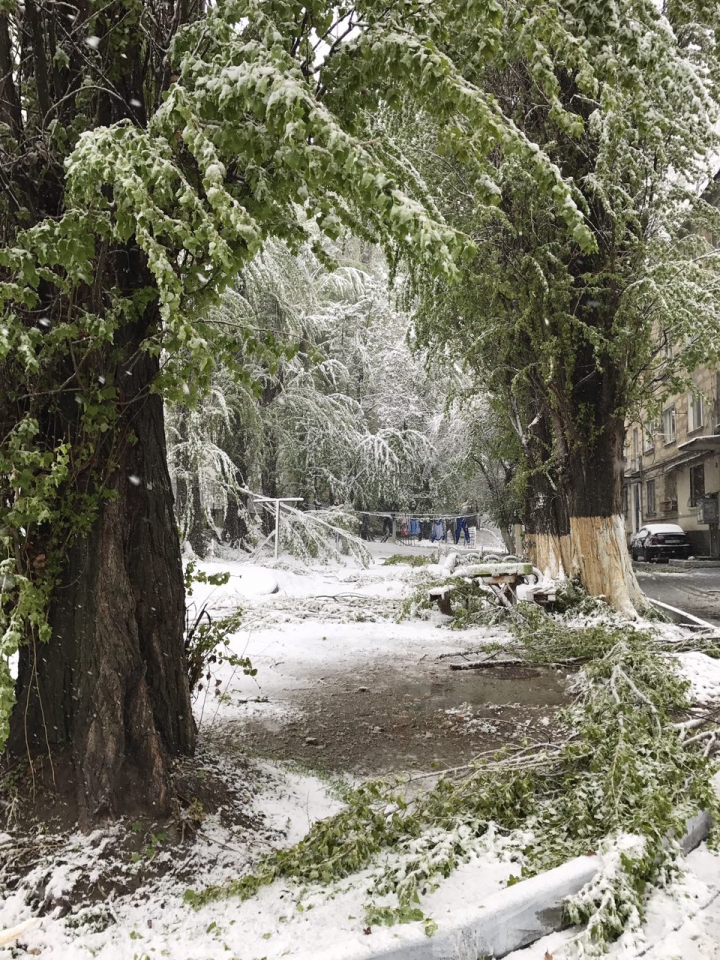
383, 554, 434, 567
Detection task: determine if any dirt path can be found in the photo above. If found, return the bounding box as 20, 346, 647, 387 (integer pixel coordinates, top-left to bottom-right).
210, 648, 573, 777
192, 551, 578, 779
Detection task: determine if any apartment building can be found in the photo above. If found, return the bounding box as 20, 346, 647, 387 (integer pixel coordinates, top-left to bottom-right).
623, 367, 720, 557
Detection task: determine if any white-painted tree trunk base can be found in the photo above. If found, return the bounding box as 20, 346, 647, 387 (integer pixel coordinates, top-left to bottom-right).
531, 515, 645, 616
530, 532, 572, 581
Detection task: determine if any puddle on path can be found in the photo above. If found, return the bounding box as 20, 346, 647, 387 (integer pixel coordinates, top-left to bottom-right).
218, 660, 574, 777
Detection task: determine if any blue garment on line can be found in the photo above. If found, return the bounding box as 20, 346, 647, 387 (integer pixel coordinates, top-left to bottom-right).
408, 519, 421, 537
431, 519, 445, 542
455, 517, 470, 544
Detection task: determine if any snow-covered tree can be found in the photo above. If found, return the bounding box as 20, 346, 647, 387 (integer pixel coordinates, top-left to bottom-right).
411, 0, 720, 614
169, 238, 487, 550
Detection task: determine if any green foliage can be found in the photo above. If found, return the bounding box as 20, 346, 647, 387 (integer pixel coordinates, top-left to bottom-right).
3, 0, 719, 770
383, 554, 433, 567
407, 0, 720, 548
363, 903, 435, 932
183, 559, 232, 596
130, 832, 167, 865
183, 561, 255, 696
397, 576, 447, 621
184, 616, 718, 952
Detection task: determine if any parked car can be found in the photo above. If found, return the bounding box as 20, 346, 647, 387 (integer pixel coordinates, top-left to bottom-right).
629, 523, 692, 563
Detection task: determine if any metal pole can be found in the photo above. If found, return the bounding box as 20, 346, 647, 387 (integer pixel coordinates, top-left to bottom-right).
274, 499, 280, 560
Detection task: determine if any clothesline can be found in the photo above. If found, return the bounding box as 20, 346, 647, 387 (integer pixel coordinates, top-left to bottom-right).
353, 511, 478, 521
242, 490, 477, 523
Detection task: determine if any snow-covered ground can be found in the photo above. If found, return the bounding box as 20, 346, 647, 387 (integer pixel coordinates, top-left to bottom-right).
508, 843, 720, 960
2, 542, 720, 960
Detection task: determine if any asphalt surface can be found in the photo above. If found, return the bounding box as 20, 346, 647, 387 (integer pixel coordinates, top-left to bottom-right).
635, 566, 720, 626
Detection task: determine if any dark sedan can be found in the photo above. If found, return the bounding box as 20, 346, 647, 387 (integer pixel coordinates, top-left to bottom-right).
629, 523, 692, 563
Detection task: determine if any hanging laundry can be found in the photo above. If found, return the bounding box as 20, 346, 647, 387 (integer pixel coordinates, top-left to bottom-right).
408, 518, 421, 538
431, 519, 446, 542
455, 516, 470, 545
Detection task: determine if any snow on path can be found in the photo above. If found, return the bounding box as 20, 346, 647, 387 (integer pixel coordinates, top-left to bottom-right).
0, 548, 515, 960
0, 815, 519, 960
0, 760, 350, 960
190, 552, 508, 732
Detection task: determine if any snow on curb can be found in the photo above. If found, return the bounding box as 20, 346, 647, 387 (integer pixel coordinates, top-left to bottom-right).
330, 814, 713, 960
681, 810, 713, 856
647, 598, 717, 631
360, 856, 601, 960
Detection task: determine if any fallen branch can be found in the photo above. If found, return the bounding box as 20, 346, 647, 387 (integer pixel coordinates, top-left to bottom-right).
449, 655, 584, 671
450, 657, 524, 671
0, 919, 38, 947
437, 648, 494, 661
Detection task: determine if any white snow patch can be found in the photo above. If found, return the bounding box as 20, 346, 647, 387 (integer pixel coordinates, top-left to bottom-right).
676, 651, 720, 703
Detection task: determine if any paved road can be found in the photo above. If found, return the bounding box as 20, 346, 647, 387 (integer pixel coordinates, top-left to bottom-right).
635, 566, 720, 626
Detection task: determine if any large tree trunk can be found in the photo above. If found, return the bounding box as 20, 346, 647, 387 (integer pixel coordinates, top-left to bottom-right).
8, 347, 195, 824
525, 416, 645, 616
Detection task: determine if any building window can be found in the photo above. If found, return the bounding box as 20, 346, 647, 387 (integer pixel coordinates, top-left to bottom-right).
622, 484, 628, 517
663, 406, 676, 445
688, 394, 704, 433
644, 422, 656, 453
690, 464, 705, 508
661, 471, 678, 514
646, 480, 656, 516
632, 427, 640, 471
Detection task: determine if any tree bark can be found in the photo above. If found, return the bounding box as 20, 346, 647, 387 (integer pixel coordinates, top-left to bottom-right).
499, 526, 515, 555
187, 476, 215, 557
525, 415, 645, 616
8, 348, 195, 824
223, 493, 249, 547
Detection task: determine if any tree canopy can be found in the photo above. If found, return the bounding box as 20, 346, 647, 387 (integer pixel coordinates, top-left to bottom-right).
406, 0, 720, 611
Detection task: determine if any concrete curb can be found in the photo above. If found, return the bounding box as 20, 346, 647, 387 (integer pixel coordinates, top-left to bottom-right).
367, 855, 602, 960
634, 560, 720, 569
675, 560, 720, 569
680, 810, 713, 856
647, 597, 718, 631
346, 813, 712, 960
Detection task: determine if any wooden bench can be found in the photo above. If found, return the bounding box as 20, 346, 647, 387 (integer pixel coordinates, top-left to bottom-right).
429, 562, 550, 614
